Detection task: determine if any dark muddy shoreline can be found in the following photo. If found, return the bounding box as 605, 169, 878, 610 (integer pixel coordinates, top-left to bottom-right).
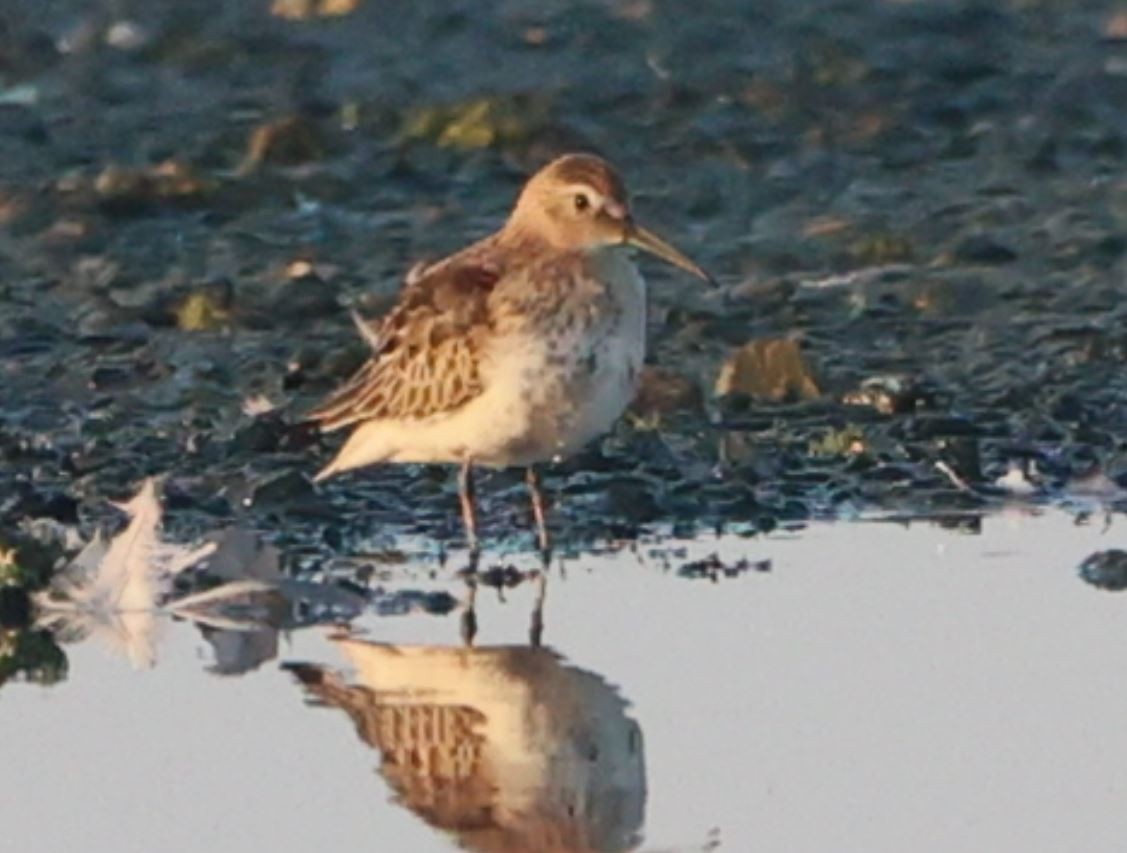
4, 0, 1127, 562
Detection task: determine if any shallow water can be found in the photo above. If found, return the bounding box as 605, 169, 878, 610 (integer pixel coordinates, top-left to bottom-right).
5, 510, 1127, 852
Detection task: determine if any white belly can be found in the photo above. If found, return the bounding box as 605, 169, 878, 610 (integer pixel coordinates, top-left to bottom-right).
486, 327, 643, 466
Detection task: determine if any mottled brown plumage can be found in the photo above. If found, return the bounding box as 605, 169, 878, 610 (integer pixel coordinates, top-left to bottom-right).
308, 245, 501, 430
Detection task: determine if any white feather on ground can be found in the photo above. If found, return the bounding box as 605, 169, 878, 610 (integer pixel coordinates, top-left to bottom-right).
34, 481, 365, 670
35, 478, 214, 669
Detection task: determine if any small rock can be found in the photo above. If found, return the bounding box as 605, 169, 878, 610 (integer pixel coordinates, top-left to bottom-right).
1079, 550, 1127, 592
477, 565, 527, 590
1105, 11, 1127, 40
14, 490, 79, 525
677, 553, 770, 580
375, 589, 460, 616
400, 94, 550, 151
715, 338, 821, 402
848, 232, 915, 265
271, 0, 361, 19
843, 375, 932, 414
267, 274, 341, 325
230, 416, 290, 455
808, 426, 866, 457
724, 277, 795, 312
286, 259, 340, 281
251, 470, 313, 506
0, 82, 40, 106
176, 285, 232, 332
237, 116, 324, 174
630, 366, 703, 417
0, 586, 32, 629
604, 477, 661, 523
40, 216, 96, 246
94, 160, 214, 213
89, 366, 133, 391
104, 20, 150, 51
241, 395, 277, 417
936, 436, 984, 484
953, 233, 1017, 265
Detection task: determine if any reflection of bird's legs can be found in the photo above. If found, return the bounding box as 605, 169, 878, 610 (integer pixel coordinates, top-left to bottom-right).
529, 571, 547, 648
526, 466, 551, 560
458, 460, 480, 560
461, 575, 478, 647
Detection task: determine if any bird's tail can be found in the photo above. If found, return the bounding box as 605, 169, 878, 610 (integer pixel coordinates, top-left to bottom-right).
312, 461, 339, 484
312, 419, 396, 483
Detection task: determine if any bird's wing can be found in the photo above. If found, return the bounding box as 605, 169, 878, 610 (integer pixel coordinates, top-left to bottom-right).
307, 251, 501, 432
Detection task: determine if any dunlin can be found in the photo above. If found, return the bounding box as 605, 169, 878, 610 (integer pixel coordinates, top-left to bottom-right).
309, 153, 710, 557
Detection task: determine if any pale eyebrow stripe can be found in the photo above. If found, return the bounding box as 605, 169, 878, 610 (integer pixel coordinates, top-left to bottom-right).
563, 184, 605, 201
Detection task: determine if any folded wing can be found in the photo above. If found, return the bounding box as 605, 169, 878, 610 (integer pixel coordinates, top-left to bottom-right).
308, 254, 501, 432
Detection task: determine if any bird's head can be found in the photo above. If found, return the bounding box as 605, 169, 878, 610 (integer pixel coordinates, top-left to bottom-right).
507, 153, 713, 282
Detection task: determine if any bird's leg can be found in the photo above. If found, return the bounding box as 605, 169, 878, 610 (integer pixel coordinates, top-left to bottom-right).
526, 466, 551, 561
461, 575, 478, 647
458, 459, 480, 561
529, 570, 547, 648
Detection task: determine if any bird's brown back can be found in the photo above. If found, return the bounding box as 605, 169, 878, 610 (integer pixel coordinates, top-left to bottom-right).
307, 239, 504, 431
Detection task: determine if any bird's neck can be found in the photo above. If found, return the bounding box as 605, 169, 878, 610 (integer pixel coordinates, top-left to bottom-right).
496, 220, 564, 255
498, 221, 625, 263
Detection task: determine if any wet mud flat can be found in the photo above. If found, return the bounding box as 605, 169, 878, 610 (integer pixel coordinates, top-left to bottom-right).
3, 0, 1127, 566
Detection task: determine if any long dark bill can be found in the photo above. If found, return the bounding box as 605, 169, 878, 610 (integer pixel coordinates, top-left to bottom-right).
625, 222, 715, 284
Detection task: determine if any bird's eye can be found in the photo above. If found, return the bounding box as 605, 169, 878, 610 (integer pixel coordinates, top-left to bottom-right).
573, 193, 591, 213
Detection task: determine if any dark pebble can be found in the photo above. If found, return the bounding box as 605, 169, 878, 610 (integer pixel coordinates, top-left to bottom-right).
267, 276, 342, 326
230, 416, 291, 455
778, 500, 810, 521
1078, 550, 1127, 592
251, 470, 313, 506
937, 436, 984, 483
954, 234, 1017, 265
604, 478, 661, 523
0, 586, 32, 629
477, 564, 526, 589
13, 489, 79, 525
677, 553, 767, 580
375, 589, 460, 616
88, 366, 134, 391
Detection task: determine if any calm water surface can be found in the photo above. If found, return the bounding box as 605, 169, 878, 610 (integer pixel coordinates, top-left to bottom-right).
5, 511, 1127, 853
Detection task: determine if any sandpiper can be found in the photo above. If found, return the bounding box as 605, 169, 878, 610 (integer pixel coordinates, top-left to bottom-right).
308, 153, 711, 557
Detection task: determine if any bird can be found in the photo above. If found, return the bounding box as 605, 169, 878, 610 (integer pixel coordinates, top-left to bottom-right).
287, 638, 646, 853
307, 152, 711, 559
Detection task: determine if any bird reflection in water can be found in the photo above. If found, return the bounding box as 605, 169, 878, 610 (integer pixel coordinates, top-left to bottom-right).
287, 628, 646, 852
